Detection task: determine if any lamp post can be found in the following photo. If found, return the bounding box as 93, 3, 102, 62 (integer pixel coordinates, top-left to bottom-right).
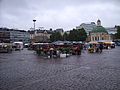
33, 19, 37, 36
33, 19, 36, 30
33, 19, 36, 43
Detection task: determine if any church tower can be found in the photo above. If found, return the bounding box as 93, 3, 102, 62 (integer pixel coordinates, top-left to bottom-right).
97, 19, 101, 26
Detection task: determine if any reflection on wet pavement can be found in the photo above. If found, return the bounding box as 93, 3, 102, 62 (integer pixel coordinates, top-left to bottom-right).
0, 47, 120, 90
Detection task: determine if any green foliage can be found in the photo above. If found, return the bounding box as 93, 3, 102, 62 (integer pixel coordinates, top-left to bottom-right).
69, 29, 78, 41
63, 32, 69, 41
50, 32, 62, 42
50, 28, 87, 42
116, 26, 120, 39
59, 47, 71, 53
114, 26, 120, 39
78, 28, 87, 41
69, 28, 87, 41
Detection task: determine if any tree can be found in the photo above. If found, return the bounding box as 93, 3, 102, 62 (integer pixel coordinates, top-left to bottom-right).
50, 28, 87, 42
69, 29, 78, 41
115, 26, 120, 39
78, 28, 87, 41
68, 28, 87, 41
63, 32, 69, 41
50, 32, 62, 42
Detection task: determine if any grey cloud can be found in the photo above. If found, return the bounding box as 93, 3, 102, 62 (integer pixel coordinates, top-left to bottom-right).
0, 0, 120, 30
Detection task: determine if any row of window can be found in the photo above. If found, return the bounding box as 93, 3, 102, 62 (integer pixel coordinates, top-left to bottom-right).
92, 37, 104, 41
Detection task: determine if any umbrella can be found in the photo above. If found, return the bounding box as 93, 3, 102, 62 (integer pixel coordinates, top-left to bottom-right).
89, 41, 98, 44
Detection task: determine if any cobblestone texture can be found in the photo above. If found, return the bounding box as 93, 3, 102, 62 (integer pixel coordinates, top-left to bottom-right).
0, 47, 120, 90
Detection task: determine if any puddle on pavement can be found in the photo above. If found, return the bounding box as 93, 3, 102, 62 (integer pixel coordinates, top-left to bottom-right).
80, 66, 91, 69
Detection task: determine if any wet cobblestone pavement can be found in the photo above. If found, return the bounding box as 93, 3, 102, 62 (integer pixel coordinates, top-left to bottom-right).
0, 47, 120, 90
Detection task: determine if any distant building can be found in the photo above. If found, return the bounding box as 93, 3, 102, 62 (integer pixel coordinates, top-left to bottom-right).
76, 22, 96, 35
28, 29, 53, 43
105, 27, 117, 34
0, 31, 10, 43
54, 28, 64, 35
55, 28, 64, 33
88, 19, 111, 42
0, 28, 30, 43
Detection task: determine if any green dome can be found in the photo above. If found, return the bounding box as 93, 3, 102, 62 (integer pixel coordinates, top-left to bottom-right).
91, 26, 108, 33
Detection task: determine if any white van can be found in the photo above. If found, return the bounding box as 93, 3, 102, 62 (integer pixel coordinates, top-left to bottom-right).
13, 42, 23, 50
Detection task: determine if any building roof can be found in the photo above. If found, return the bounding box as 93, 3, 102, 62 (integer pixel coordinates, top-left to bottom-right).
0, 28, 26, 32
28, 29, 53, 34
91, 26, 108, 33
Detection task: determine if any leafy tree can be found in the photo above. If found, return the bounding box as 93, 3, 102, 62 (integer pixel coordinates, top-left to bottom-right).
50, 28, 87, 42
69, 29, 78, 41
115, 26, 120, 39
68, 28, 87, 41
78, 28, 87, 41
63, 32, 69, 41
50, 32, 62, 42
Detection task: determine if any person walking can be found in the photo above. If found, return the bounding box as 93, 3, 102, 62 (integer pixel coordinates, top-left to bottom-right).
99, 43, 103, 53
96, 44, 99, 53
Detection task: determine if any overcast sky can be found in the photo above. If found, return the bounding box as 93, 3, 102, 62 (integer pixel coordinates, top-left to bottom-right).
0, 0, 120, 30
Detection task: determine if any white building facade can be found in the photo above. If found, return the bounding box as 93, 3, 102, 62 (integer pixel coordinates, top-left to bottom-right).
105, 27, 117, 34
89, 19, 111, 42
76, 22, 96, 35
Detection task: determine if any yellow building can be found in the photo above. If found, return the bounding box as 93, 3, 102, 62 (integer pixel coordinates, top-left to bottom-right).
89, 19, 111, 42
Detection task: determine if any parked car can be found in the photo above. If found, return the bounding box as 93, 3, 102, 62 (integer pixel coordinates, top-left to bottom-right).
116, 42, 120, 46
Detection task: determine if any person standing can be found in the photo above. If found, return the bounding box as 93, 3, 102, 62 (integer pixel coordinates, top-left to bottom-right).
99, 43, 103, 53
77, 44, 82, 55
96, 44, 99, 53
49, 47, 54, 58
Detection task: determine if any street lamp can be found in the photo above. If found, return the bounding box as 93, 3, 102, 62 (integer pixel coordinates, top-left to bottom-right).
33, 19, 36, 36
33, 19, 36, 31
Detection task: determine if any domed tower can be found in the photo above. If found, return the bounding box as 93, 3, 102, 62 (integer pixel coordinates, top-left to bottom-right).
89, 19, 111, 42
97, 19, 101, 26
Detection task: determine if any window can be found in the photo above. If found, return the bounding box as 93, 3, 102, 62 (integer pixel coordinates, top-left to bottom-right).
98, 37, 99, 40
102, 37, 104, 40
92, 37, 94, 41
95, 37, 97, 40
